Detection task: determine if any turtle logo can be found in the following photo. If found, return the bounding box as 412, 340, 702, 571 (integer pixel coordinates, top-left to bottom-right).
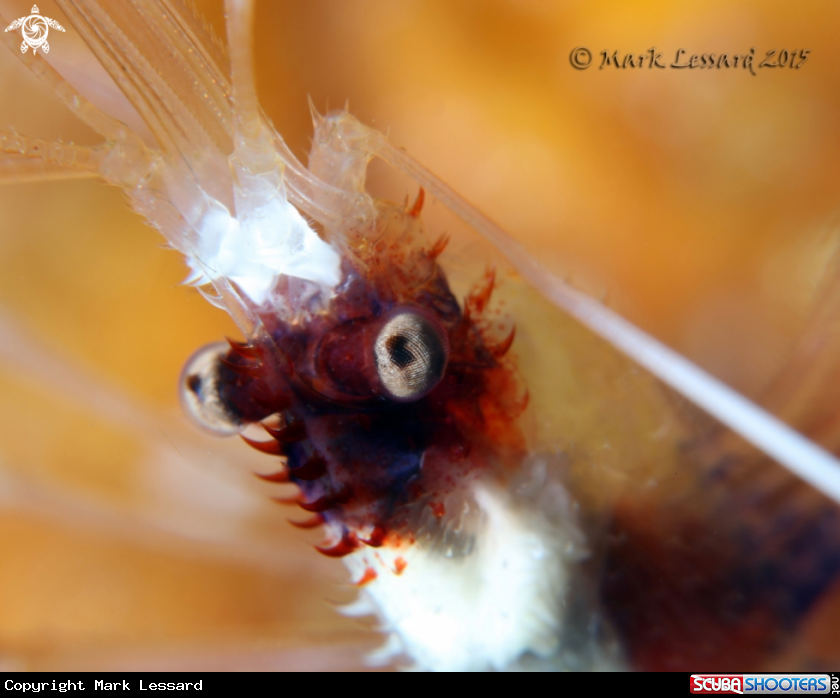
4, 5, 65, 55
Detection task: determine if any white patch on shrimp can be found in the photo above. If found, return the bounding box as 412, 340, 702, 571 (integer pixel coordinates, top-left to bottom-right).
343, 481, 581, 671
184, 183, 341, 306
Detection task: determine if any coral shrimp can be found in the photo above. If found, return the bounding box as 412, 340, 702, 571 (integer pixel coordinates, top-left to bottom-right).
2, 0, 840, 671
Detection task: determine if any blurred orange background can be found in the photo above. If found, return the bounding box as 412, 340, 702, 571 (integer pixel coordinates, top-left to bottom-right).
0, 0, 839, 670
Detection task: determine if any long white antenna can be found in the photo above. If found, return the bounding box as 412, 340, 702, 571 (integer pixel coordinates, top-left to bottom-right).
373, 135, 840, 506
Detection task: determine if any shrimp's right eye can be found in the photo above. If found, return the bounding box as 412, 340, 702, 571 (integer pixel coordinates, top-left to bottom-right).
179, 342, 245, 437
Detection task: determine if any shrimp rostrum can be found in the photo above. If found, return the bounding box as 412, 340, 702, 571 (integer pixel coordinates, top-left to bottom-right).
4, 0, 840, 671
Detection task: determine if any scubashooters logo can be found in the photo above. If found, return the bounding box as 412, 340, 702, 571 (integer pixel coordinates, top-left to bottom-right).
690, 674, 831, 695
4, 5, 65, 55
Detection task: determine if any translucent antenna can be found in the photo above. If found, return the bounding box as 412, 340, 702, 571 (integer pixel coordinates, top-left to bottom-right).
223, 0, 341, 295
0, 8, 153, 187
0, 131, 104, 181
0, 10, 128, 142
56, 0, 231, 161
225, 0, 262, 149
0, 154, 98, 184
366, 129, 840, 506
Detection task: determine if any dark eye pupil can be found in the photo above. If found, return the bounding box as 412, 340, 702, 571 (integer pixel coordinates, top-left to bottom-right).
386, 334, 416, 369
187, 373, 203, 396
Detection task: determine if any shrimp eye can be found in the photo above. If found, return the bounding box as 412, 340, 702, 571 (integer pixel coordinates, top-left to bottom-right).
374, 308, 449, 401
179, 342, 244, 436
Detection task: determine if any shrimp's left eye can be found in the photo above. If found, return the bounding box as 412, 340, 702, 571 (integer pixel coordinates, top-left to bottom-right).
316, 306, 449, 403
373, 308, 449, 401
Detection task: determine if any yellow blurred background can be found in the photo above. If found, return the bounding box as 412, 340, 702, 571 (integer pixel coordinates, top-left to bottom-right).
0, 0, 839, 669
